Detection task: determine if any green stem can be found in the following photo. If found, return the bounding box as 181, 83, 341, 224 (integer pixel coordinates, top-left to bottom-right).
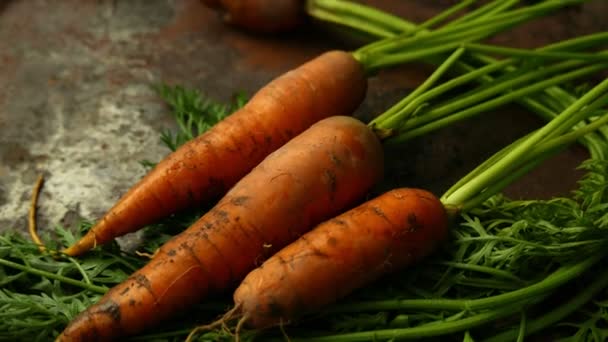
361, 40, 470, 73
306, 0, 417, 36
326, 253, 602, 314
67, 257, 93, 286
460, 157, 548, 212
430, 0, 584, 39
516, 311, 526, 342
484, 263, 608, 342
444, 0, 520, 28
357, 11, 531, 63
463, 115, 608, 206
460, 116, 606, 210
455, 56, 605, 153
291, 303, 527, 341
370, 47, 467, 130
455, 236, 603, 250
457, 125, 585, 210
463, 42, 608, 61
441, 77, 608, 208
416, 0, 477, 31
0, 257, 108, 294
546, 94, 608, 142
357, 0, 584, 58
454, 278, 522, 291
402, 59, 587, 129
435, 261, 525, 284
370, 58, 515, 129
307, 6, 395, 39
541, 31, 608, 52
389, 63, 607, 145
534, 92, 568, 113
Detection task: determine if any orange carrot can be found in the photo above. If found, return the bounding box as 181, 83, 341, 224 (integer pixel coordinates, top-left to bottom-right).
202, 0, 304, 33
62, 50, 367, 257
56, 116, 384, 341
229, 188, 448, 329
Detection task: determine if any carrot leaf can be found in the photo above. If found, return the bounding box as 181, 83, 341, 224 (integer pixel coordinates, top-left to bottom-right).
154, 84, 247, 151
138, 85, 249, 171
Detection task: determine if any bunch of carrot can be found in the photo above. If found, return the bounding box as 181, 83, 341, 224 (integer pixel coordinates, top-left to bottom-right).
188, 47, 608, 341
212, 2, 608, 339
53, 1, 608, 341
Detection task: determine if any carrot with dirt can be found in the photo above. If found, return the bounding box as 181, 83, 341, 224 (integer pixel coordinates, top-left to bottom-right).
232, 188, 449, 330
62, 50, 367, 257
55, 115, 384, 341
63, 0, 583, 257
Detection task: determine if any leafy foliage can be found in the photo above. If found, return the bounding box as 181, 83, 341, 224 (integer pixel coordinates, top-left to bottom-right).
154, 84, 247, 152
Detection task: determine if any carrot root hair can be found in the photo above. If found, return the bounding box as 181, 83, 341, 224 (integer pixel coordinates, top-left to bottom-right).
28, 174, 46, 253
234, 312, 250, 342
279, 318, 291, 342
27, 174, 63, 259
134, 249, 159, 259
185, 304, 243, 342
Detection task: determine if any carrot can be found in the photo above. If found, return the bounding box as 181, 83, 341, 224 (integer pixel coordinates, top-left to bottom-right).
200, 0, 221, 10
62, 50, 367, 257
56, 115, 384, 341
201, 0, 304, 33
221, 188, 448, 330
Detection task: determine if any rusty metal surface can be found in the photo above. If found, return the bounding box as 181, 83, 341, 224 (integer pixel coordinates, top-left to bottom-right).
0, 0, 606, 235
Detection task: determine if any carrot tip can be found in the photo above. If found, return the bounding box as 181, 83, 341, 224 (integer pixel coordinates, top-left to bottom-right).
61, 231, 97, 257
28, 174, 46, 253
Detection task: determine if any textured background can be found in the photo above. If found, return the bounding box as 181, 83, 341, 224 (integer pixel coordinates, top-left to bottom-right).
1, 0, 606, 241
